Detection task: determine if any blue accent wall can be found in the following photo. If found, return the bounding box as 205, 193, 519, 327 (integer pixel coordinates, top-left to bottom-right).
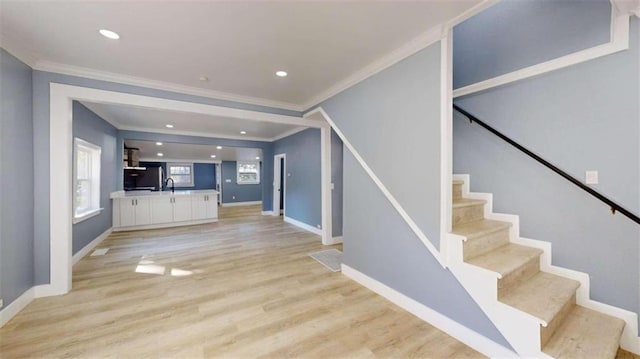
273, 129, 322, 229
139, 161, 216, 190
453, 0, 611, 89
454, 17, 640, 326
72, 102, 118, 255
0, 48, 34, 308
319, 43, 510, 347
220, 161, 262, 203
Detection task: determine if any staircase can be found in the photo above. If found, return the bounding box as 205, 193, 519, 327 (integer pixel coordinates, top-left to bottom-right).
447, 176, 631, 358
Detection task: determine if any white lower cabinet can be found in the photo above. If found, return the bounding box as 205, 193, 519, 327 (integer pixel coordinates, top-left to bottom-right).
150, 196, 192, 224
172, 196, 192, 222
113, 192, 216, 229
150, 197, 174, 224
191, 194, 217, 220
119, 197, 151, 226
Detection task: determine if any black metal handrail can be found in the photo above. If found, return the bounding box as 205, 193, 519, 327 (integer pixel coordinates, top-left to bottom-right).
453, 104, 640, 225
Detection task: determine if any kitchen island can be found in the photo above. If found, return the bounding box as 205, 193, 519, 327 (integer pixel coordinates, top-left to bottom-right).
110, 189, 218, 231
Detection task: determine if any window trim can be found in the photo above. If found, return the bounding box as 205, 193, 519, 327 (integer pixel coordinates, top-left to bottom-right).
73, 138, 102, 224
167, 162, 195, 187
236, 161, 261, 185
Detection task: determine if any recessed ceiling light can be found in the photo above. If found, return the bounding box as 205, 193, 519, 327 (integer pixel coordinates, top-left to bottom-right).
199, 76, 209, 82
275, 71, 288, 77
256, 156, 260, 160
156, 142, 163, 146
216, 145, 222, 149
157, 153, 164, 157
165, 124, 174, 128
240, 131, 247, 135
210, 155, 216, 158
99, 29, 120, 40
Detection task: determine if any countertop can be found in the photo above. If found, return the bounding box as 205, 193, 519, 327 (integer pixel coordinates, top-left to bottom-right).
110, 189, 218, 199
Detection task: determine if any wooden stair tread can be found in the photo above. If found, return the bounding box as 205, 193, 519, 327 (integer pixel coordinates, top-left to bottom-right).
466, 243, 542, 277
500, 271, 580, 325
452, 219, 511, 239
452, 198, 485, 208
452, 179, 464, 185
543, 306, 625, 359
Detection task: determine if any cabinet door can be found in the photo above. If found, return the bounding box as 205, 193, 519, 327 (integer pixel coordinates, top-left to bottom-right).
172, 196, 192, 222
150, 197, 173, 224
191, 195, 207, 220
119, 199, 137, 227
205, 194, 218, 219
134, 198, 151, 225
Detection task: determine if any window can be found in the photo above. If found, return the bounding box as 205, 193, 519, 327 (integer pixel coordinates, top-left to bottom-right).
237, 161, 260, 184
73, 138, 101, 223
167, 163, 194, 187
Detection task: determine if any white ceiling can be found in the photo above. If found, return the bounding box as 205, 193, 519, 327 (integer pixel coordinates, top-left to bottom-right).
82, 101, 304, 141
125, 139, 262, 163
0, 1, 481, 110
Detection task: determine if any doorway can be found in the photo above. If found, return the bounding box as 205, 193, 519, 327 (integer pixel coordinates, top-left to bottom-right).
273, 153, 286, 217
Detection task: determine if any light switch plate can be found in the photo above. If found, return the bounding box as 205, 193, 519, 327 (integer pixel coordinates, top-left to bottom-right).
225, 179, 231, 183
0, 298, 3, 308
331, 183, 335, 190
585, 170, 598, 184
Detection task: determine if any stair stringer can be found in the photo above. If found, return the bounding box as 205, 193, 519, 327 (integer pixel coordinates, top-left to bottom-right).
447, 174, 640, 356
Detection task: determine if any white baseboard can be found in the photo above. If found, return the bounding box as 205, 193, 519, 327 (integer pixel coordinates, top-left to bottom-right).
221, 201, 262, 207
72, 227, 112, 265
113, 218, 217, 232
331, 236, 343, 244
341, 264, 516, 358
283, 216, 322, 235
261, 210, 273, 215
0, 287, 35, 327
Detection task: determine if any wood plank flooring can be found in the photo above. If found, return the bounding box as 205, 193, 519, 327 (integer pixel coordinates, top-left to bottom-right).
1, 205, 483, 358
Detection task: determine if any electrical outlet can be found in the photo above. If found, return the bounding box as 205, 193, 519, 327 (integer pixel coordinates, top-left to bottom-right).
232, 196, 236, 199
331, 183, 335, 190
317, 224, 321, 229
585, 170, 598, 184
0, 298, 3, 308
225, 179, 231, 183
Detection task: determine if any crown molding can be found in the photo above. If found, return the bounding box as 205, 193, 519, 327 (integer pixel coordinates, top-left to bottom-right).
0, 33, 38, 67
33, 60, 304, 112
300, 25, 444, 111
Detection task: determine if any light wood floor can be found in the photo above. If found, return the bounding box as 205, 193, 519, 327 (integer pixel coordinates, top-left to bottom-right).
1, 205, 484, 358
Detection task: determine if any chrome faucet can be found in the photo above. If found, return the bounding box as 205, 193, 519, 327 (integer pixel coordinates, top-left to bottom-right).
165, 177, 175, 193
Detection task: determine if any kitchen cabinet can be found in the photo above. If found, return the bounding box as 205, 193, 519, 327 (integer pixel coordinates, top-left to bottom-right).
111, 190, 217, 230
119, 197, 151, 226
191, 193, 217, 220
150, 196, 192, 224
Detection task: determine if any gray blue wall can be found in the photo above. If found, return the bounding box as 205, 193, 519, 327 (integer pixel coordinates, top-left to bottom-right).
453, 0, 611, 89
319, 43, 509, 347
72, 102, 118, 255
221, 161, 262, 203
32, 72, 294, 285
454, 13, 639, 323
273, 129, 322, 230
0, 49, 34, 308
